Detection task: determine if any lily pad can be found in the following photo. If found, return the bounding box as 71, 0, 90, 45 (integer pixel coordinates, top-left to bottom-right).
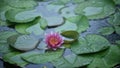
63, 50, 77, 64
22, 49, 64, 64
61, 31, 79, 43
9, 35, 39, 51
108, 11, 120, 26
0, 31, 18, 53
44, 15, 64, 27
55, 21, 77, 33
98, 26, 114, 35
26, 23, 44, 35
3, 52, 28, 67
5, 9, 39, 23
4, 0, 38, 9
60, 5, 76, 18
88, 45, 120, 68
71, 35, 110, 54
39, 18, 48, 30
113, 0, 120, 5
115, 26, 120, 35
15, 17, 41, 34
50, 0, 71, 5
67, 15, 89, 33
52, 55, 93, 68
75, 0, 115, 19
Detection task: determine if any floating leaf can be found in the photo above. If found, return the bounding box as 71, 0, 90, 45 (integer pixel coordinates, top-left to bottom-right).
61, 31, 79, 43
15, 17, 40, 34
26, 23, 44, 35
0, 31, 17, 53
60, 5, 76, 18
55, 21, 77, 33
63, 51, 77, 64
67, 15, 89, 33
9, 35, 39, 51
115, 40, 120, 45
98, 26, 114, 35
46, 4, 64, 13
44, 15, 64, 27
52, 57, 73, 68
5, 9, 39, 23
39, 18, 48, 30
75, 0, 115, 19
108, 11, 120, 26
113, 0, 120, 5
3, 52, 28, 67
88, 45, 120, 68
4, 0, 38, 9
71, 35, 110, 54
22, 49, 64, 64
115, 26, 120, 35
50, 0, 71, 5
52, 55, 93, 68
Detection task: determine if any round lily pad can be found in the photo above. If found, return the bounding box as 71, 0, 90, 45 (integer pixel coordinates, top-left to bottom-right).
74, 0, 115, 19
4, 0, 38, 9
5, 9, 39, 23
8, 35, 39, 51
71, 35, 110, 54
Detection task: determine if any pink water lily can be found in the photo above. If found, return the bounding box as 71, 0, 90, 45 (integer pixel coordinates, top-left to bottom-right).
45, 32, 64, 50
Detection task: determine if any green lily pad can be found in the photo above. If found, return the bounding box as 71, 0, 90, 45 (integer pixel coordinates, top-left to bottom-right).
60, 6, 76, 18
87, 58, 110, 68
71, 0, 86, 4
4, 0, 38, 9
0, 31, 18, 54
61, 31, 79, 43
71, 35, 110, 54
39, 18, 48, 30
67, 15, 89, 33
22, 49, 64, 64
63, 52, 77, 64
98, 26, 114, 35
115, 26, 120, 35
113, 0, 120, 5
44, 15, 64, 27
46, 4, 64, 13
26, 23, 44, 35
50, 0, 71, 5
3, 52, 28, 67
115, 40, 120, 45
108, 11, 120, 26
55, 21, 77, 33
9, 35, 39, 51
52, 55, 93, 68
5, 9, 39, 23
88, 45, 120, 68
15, 17, 41, 34
52, 57, 73, 68
75, 0, 115, 19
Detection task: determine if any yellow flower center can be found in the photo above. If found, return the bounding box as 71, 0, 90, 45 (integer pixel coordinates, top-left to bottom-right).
49, 37, 58, 46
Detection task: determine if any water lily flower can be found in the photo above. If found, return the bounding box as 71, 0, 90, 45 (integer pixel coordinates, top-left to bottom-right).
45, 32, 64, 50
